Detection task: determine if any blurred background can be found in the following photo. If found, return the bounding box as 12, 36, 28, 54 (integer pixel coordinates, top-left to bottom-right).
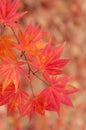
0, 0, 86, 130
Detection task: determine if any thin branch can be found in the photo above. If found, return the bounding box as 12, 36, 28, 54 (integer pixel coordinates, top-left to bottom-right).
11, 27, 49, 87
11, 27, 19, 42
29, 78, 35, 97
32, 70, 49, 85
22, 51, 30, 74
11, 27, 31, 74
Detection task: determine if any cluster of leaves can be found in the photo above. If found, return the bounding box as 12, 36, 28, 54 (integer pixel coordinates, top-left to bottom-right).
0, 0, 78, 120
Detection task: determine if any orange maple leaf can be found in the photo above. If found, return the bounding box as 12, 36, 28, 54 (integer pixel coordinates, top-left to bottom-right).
13, 23, 47, 58
0, 58, 28, 92
0, 35, 17, 61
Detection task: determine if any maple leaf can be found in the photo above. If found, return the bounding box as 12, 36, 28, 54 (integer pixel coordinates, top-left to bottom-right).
13, 23, 47, 58
0, 83, 15, 106
0, 84, 29, 114
0, 0, 27, 27
39, 74, 79, 114
21, 95, 47, 119
7, 89, 29, 114
0, 58, 28, 92
0, 35, 17, 61
33, 43, 70, 75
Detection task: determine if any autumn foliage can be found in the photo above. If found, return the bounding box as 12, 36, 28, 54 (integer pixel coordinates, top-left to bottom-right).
0, 0, 78, 122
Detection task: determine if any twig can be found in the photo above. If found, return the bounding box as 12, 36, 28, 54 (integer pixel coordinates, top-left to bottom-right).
11, 27, 49, 96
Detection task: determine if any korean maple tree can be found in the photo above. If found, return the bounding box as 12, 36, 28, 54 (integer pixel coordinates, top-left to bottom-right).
0, 0, 78, 123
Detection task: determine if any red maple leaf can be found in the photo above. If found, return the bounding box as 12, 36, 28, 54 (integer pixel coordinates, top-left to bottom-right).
0, 0, 27, 27
0, 83, 15, 106
7, 89, 29, 114
39, 74, 79, 114
0, 84, 29, 114
21, 95, 47, 119
33, 43, 70, 75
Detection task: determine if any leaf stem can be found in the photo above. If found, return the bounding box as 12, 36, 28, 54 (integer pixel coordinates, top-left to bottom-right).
11, 27, 19, 42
